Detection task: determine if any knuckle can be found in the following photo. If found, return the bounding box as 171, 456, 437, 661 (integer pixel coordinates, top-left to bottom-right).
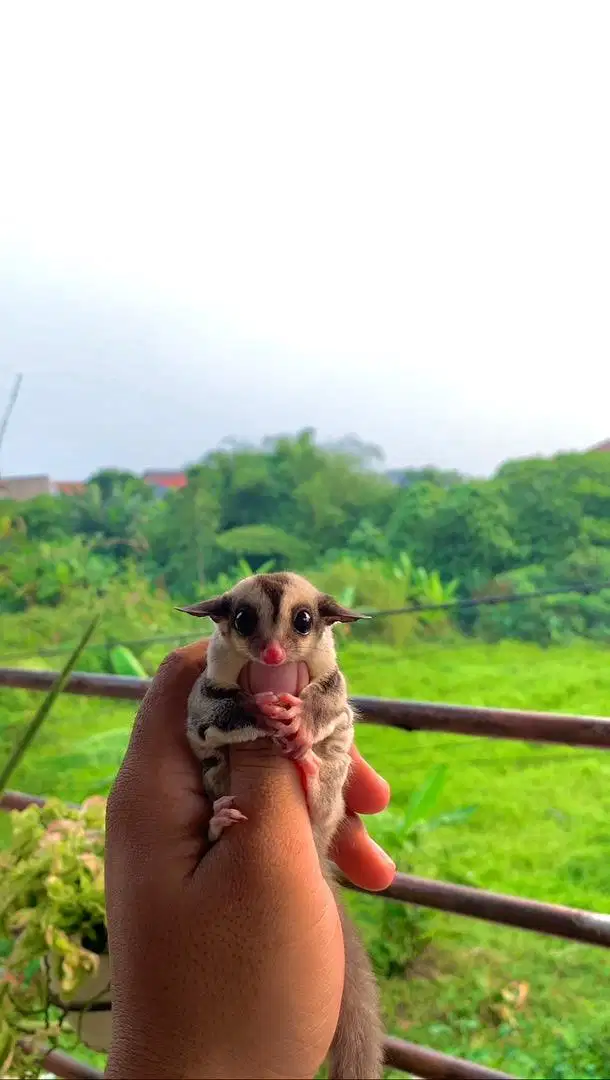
157, 648, 187, 679
154, 643, 206, 688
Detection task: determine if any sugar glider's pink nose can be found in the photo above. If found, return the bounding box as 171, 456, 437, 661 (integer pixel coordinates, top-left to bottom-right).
261, 642, 286, 666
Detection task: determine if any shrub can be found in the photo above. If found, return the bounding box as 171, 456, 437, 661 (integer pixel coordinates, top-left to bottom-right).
0, 798, 107, 1078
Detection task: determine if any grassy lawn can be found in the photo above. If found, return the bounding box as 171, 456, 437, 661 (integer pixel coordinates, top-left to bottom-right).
2, 636, 610, 1078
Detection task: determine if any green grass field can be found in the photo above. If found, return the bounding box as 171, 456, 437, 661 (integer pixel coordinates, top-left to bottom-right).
2, 635, 610, 1078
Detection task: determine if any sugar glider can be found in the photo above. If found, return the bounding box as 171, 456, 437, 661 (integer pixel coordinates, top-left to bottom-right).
180, 571, 385, 1080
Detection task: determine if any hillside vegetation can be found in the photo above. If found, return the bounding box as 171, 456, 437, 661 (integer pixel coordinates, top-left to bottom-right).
3, 432, 610, 648
2, 433, 610, 1077
2, 595, 609, 1078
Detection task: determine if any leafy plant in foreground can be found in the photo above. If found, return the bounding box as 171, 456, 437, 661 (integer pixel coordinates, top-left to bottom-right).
0, 797, 107, 1078
365, 766, 477, 976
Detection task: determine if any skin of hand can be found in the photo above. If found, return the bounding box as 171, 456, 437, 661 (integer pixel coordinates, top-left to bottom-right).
105, 641, 394, 1080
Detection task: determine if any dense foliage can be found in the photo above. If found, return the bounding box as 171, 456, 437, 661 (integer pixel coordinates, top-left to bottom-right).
2, 630, 610, 1080
0, 798, 106, 1078
3, 433, 610, 1078
3, 431, 610, 644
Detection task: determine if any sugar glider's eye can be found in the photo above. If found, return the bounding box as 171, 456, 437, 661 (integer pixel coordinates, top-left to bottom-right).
293, 608, 313, 635
233, 606, 258, 636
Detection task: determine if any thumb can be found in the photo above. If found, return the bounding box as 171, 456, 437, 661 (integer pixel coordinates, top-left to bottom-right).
228, 741, 309, 816
107, 642, 210, 857
224, 743, 320, 876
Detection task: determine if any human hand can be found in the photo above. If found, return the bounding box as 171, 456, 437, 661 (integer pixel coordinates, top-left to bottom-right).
105, 641, 393, 1079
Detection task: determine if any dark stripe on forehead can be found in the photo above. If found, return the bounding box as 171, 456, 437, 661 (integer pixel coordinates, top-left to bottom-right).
256, 573, 291, 621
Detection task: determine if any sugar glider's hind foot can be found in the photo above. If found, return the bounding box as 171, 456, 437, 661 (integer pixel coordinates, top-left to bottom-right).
208, 795, 247, 842
329, 903, 384, 1080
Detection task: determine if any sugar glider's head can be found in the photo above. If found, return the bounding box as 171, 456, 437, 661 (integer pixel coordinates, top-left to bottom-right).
179, 571, 369, 691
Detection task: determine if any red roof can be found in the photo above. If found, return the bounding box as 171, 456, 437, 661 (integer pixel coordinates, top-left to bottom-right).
55, 482, 86, 496
591, 440, 610, 453
142, 470, 187, 489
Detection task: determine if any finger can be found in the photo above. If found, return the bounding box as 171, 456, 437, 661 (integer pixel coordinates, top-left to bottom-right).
228, 741, 308, 804
194, 742, 320, 886
344, 744, 391, 815
107, 641, 211, 852
277, 694, 301, 707
331, 811, 396, 891
125, 641, 208, 766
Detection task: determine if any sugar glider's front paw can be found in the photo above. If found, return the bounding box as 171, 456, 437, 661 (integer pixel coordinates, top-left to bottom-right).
208, 795, 247, 843
256, 692, 304, 742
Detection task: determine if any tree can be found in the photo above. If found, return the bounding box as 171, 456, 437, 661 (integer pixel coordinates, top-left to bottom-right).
385, 482, 449, 565
70, 473, 158, 560
495, 458, 584, 564
424, 483, 519, 587
387, 466, 466, 489
215, 524, 310, 567
3, 494, 71, 542
142, 469, 221, 598
195, 429, 395, 563
86, 469, 151, 501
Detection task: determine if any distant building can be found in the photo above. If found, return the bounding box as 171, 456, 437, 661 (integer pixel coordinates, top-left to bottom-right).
590, 439, 610, 453
0, 469, 189, 501
142, 469, 188, 496
53, 481, 86, 496
0, 475, 53, 500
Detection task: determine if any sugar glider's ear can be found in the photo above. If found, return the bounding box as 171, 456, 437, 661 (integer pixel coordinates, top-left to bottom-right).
318, 594, 371, 625
177, 594, 231, 623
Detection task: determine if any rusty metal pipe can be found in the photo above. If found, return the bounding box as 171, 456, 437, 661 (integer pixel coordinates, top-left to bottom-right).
40, 1038, 517, 1080
2, 667, 610, 747
343, 872, 610, 948
4, 790, 609, 948
41, 1049, 103, 1079
383, 1036, 514, 1079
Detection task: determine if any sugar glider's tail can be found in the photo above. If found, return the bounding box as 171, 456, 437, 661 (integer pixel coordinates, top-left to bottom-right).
328, 901, 384, 1079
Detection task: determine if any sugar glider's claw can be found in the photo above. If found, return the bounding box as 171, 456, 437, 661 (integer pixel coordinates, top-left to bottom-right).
259, 712, 301, 737
208, 795, 247, 843
254, 691, 279, 705
272, 725, 314, 764
258, 693, 303, 726
276, 693, 302, 709
258, 702, 301, 723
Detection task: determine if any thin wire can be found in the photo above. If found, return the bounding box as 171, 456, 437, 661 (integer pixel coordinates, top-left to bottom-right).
2, 577, 610, 663
367, 578, 610, 617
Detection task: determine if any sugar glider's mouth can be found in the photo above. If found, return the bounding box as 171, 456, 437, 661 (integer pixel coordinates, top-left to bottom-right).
240, 661, 310, 697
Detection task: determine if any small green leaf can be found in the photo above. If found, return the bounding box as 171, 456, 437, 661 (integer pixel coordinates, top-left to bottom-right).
426, 805, 479, 831
401, 764, 448, 833
0, 615, 100, 791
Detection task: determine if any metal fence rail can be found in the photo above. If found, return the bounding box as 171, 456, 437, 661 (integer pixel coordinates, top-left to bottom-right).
344, 872, 610, 948
3, 665, 610, 747
2, 666, 609, 1079
42, 1049, 103, 1079
4, 789, 608, 948
37, 1037, 517, 1080
37, 1037, 516, 1080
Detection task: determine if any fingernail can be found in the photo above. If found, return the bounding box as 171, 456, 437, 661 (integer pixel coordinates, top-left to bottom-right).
371, 840, 396, 870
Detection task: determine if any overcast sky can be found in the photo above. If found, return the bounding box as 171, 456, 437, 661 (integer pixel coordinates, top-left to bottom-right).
1, 2, 609, 481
